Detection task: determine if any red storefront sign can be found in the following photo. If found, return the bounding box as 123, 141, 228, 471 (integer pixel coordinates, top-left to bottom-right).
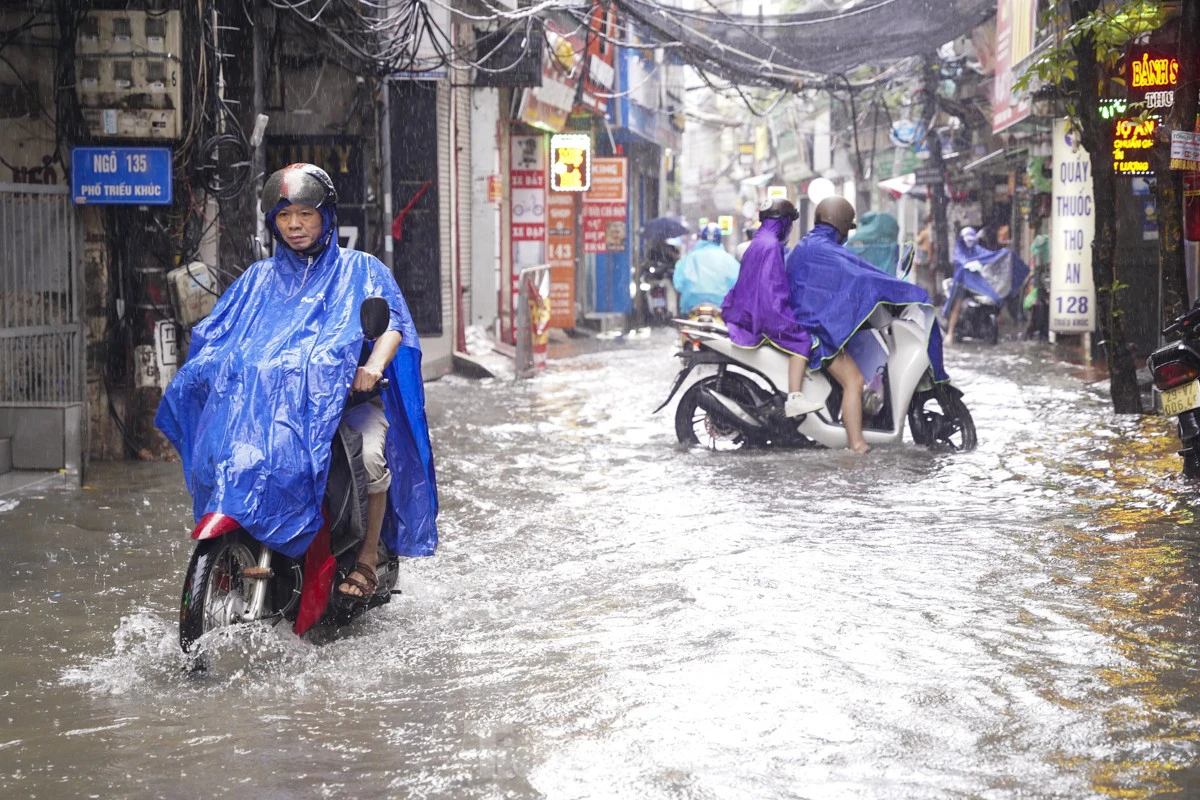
547, 192, 576, 328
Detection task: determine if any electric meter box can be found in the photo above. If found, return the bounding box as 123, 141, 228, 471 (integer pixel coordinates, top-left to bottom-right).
75, 10, 182, 140
168, 262, 219, 328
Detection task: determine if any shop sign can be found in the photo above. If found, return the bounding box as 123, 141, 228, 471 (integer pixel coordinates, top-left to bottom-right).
510, 132, 547, 341
992, 0, 1037, 133
1112, 116, 1157, 176
546, 192, 576, 327
717, 215, 734, 237
583, 201, 625, 254
1170, 131, 1200, 171
766, 185, 787, 200
550, 133, 591, 192
1050, 118, 1096, 333
518, 25, 581, 133
580, 2, 618, 115
487, 174, 502, 204
584, 156, 626, 204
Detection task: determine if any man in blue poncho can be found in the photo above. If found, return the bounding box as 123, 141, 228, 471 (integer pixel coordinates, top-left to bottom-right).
786, 197, 950, 453
673, 222, 740, 314
155, 163, 438, 606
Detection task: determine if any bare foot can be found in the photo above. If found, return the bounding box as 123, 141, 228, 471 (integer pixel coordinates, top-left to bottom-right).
850, 441, 871, 454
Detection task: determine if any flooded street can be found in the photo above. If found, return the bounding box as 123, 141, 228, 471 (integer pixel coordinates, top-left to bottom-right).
4, 334, 1200, 798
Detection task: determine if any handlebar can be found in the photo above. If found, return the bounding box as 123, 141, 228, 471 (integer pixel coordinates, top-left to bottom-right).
1163, 306, 1200, 338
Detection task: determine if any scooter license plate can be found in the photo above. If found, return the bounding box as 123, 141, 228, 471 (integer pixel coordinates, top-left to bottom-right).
650, 296, 667, 309
1162, 379, 1200, 416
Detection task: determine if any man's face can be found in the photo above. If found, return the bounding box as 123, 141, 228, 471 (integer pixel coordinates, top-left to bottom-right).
274, 203, 323, 252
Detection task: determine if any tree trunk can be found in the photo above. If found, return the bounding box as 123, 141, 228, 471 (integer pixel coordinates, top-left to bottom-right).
1072, 7, 1141, 413
1158, 0, 1200, 334
921, 55, 951, 286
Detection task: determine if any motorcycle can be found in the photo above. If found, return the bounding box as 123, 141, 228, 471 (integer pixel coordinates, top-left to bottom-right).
1149, 302, 1200, 476
656, 303, 976, 453
679, 302, 722, 352
944, 277, 1000, 345
178, 297, 400, 654
636, 259, 673, 327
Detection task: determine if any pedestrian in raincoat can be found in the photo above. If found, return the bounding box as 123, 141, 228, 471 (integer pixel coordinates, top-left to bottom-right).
720, 198, 824, 418
786, 197, 951, 454
673, 222, 740, 315
155, 163, 438, 607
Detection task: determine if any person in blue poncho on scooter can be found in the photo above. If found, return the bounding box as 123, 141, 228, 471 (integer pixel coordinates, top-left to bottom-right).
785, 197, 950, 453
942, 226, 1030, 344
673, 222, 740, 315
155, 163, 438, 609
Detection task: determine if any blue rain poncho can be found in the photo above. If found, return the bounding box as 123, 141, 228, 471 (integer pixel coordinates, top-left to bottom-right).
786, 223, 949, 383
155, 226, 438, 560
673, 239, 741, 314
942, 237, 1031, 316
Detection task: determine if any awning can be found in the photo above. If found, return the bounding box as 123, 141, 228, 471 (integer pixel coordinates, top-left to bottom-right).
962, 147, 1028, 174
877, 173, 916, 198
739, 172, 775, 188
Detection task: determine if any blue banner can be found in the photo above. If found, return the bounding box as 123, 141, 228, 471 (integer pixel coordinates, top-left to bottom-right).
71, 147, 173, 205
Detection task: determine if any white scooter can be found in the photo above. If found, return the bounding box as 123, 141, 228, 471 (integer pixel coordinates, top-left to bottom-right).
655, 302, 976, 452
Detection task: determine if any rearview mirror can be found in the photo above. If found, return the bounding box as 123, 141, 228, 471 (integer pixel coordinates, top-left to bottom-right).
360, 296, 390, 340
898, 242, 916, 279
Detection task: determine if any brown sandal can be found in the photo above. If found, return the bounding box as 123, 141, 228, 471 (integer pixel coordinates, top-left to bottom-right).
336, 561, 378, 603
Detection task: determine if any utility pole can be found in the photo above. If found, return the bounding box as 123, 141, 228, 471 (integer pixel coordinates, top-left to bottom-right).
920, 53, 951, 284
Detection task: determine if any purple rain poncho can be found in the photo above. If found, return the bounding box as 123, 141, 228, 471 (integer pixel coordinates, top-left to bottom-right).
719, 217, 814, 358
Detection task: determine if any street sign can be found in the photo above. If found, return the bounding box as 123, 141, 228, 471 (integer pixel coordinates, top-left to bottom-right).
1170, 131, 1200, 171
914, 165, 943, 185
71, 147, 172, 205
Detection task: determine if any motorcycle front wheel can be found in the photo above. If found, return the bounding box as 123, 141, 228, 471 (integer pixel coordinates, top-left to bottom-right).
675, 372, 759, 451
179, 530, 262, 653
908, 387, 977, 452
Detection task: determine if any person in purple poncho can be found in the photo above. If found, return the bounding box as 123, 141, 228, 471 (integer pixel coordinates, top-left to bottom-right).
720, 198, 826, 420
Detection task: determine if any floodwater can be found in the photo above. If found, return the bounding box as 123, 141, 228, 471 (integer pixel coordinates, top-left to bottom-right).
4, 333, 1200, 799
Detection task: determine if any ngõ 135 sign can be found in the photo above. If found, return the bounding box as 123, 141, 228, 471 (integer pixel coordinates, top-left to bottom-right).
71, 147, 173, 205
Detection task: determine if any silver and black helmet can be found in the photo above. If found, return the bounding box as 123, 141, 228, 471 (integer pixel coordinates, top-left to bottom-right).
260, 163, 338, 214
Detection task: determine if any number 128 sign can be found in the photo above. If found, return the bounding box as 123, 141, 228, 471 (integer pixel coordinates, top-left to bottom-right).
1050, 120, 1095, 333
72, 147, 173, 205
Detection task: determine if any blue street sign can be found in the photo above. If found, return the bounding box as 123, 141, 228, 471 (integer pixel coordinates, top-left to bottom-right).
71, 147, 173, 205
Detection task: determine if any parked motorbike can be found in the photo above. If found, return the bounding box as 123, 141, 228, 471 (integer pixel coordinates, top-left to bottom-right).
178, 297, 400, 655
1149, 302, 1200, 476
656, 303, 976, 452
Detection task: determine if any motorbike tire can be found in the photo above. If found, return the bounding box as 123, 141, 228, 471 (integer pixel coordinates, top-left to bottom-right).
907, 387, 978, 452
986, 313, 999, 345
675, 372, 759, 451
179, 530, 262, 653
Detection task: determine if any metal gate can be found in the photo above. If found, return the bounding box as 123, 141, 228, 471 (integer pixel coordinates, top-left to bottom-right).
0, 183, 83, 406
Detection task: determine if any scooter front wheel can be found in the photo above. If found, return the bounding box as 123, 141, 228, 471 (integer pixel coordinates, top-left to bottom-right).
908, 387, 977, 452
179, 530, 261, 653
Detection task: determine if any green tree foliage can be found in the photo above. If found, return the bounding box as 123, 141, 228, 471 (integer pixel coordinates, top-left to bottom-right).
1014, 0, 1165, 414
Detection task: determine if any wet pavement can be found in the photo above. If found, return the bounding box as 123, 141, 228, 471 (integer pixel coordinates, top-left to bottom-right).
4, 332, 1200, 799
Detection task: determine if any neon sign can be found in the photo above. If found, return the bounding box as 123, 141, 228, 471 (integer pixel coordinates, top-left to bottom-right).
1130, 51, 1178, 89
1113, 116, 1157, 176
549, 133, 591, 192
